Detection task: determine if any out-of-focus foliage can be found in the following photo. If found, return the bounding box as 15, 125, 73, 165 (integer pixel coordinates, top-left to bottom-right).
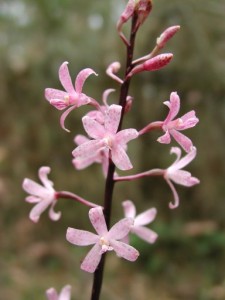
0, 0, 225, 299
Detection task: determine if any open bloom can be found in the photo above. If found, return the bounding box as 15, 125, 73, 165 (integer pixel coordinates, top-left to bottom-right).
72, 104, 139, 170
164, 147, 200, 209
45, 61, 97, 131
157, 92, 199, 152
122, 200, 158, 244
22, 166, 60, 223
46, 285, 71, 300
66, 206, 139, 273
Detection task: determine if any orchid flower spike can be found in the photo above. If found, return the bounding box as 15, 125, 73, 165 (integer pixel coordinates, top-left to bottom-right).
22, 166, 60, 223
46, 285, 71, 300
72, 104, 139, 171
117, 0, 152, 45
66, 206, 139, 273
122, 200, 158, 244
45, 61, 97, 131
164, 147, 200, 209
157, 92, 199, 152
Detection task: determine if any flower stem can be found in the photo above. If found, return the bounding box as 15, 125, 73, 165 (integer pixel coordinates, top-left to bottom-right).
55, 191, 100, 208
90, 13, 139, 300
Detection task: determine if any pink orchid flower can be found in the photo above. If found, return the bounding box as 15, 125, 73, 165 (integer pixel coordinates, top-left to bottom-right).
45, 61, 97, 131
22, 166, 60, 223
122, 200, 158, 244
46, 285, 71, 300
66, 206, 139, 273
164, 147, 200, 209
72, 104, 139, 171
72, 134, 109, 177
157, 92, 199, 152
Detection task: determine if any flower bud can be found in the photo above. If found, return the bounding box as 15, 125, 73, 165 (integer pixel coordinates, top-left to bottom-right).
135, 0, 153, 29
157, 25, 180, 49
143, 53, 173, 71
127, 53, 173, 78
117, 0, 152, 45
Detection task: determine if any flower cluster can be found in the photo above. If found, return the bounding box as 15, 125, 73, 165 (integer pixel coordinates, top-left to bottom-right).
21, 1, 201, 298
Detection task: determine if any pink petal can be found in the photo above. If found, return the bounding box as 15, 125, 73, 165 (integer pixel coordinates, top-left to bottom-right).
75, 68, 97, 94
169, 170, 200, 187
132, 226, 158, 244
81, 243, 102, 273
102, 89, 115, 106
164, 92, 180, 123
157, 130, 171, 144
25, 196, 40, 203
115, 129, 139, 145
122, 200, 136, 219
171, 146, 196, 170
89, 207, 108, 236
59, 285, 71, 300
72, 155, 98, 170
82, 116, 105, 139
76, 93, 91, 107
50, 99, 69, 110
59, 62, 75, 94
22, 178, 51, 199
38, 166, 53, 190
72, 140, 105, 160
74, 134, 90, 145
46, 288, 58, 300
60, 105, 77, 132
170, 147, 182, 165
180, 110, 198, 123
170, 129, 193, 153
165, 178, 180, 209
135, 208, 157, 226
29, 199, 52, 223
107, 218, 133, 240
104, 105, 122, 134
45, 88, 68, 102
66, 227, 99, 246
109, 240, 139, 261
111, 145, 133, 170
49, 200, 61, 221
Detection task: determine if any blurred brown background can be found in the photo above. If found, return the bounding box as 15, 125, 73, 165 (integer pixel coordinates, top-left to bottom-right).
0, 0, 225, 299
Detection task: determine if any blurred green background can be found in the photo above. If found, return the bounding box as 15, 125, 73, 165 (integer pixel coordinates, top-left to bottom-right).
0, 0, 225, 299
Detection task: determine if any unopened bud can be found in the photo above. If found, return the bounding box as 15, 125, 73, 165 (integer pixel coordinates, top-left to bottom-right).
117, 0, 152, 45
127, 53, 173, 78
143, 53, 173, 71
135, 0, 153, 29
157, 25, 180, 49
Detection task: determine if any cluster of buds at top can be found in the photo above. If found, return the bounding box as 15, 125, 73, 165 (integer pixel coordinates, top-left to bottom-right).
117, 0, 152, 45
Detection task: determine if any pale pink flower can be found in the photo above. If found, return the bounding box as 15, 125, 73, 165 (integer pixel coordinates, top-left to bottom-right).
45, 61, 97, 131
157, 92, 199, 152
46, 285, 71, 300
72, 104, 139, 171
72, 134, 109, 177
22, 166, 60, 223
66, 206, 139, 273
164, 147, 200, 209
122, 200, 158, 244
